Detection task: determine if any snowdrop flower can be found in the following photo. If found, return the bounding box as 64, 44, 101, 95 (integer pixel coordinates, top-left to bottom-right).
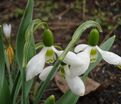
74, 44, 97, 63
69, 47, 91, 77
52, 47, 85, 66
3, 24, 11, 38
64, 65, 85, 96
26, 29, 56, 81
26, 29, 84, 81
26, 46, 55, 81
75, 29, 121, 68
39, 64, 85, 96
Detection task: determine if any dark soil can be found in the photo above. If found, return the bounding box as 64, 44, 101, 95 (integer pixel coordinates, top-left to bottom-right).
1, 0, 121, 104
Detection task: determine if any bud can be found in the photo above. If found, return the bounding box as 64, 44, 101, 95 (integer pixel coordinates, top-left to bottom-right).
88, 28, 99, 46
45, 95, 55, 104
6, 45, 14, 64
43, 29, 54, 47
3, 24, 11, 39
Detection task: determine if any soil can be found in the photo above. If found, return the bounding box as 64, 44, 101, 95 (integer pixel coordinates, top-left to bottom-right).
1, 0, 121, 104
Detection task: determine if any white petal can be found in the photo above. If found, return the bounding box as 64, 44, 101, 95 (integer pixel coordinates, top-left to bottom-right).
70, 48, 91, 77
53, 46, 87, 65
26, 48, 47, 81
64, 51, 85, 65
3, 24, 11, 38
65, 76, 85, 96
64, 65, 71, 77
96, 46, 121, 65
39, 66, 53, 81
52, 46, 83, 65
74, 44, 88, 53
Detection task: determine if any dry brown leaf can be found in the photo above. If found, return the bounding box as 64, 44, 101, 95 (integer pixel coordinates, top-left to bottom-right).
55, 72, 100, 95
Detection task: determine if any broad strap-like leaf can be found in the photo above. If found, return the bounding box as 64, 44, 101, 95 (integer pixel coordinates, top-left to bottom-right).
0, 78, 11, 104
0, 26, 5, 94
11, 0, 34, 103
16, 0, 34, 67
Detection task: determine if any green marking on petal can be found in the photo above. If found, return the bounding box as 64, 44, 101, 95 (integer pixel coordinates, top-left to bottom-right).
60, 66, 65, 78
90, 48, 97, 55
46, 49, 54, 57
45, 49, 55, 63
90, 48, 97, 63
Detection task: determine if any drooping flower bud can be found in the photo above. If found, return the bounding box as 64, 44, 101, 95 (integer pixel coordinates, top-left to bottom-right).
88, 28, 99, 46
43, 29, 54, 47
3, 24, 11, 39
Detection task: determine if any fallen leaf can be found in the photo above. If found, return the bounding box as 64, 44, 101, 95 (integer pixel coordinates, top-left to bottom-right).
55, 72, 100, 95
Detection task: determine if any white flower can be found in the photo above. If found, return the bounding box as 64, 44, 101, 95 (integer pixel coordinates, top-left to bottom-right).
74, 44, 121, 67
3, 24, 11, 38
26, 46, 56, 81
39, 66, 53, 81
38, 65, 85, 96
64, 65, 85, 96
70, 47, 91, 77
52, 47, 85, 66
26, 48, 47, 81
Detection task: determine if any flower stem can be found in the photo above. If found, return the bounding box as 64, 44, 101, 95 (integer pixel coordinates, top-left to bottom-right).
5, 51, 13, 92
21, 66, 26, 104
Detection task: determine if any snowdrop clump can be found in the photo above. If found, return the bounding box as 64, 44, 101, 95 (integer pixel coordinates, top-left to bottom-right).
26, 28, 121, 96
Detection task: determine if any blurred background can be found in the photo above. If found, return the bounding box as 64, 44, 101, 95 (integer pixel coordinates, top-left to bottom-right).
0, 0, 121, 104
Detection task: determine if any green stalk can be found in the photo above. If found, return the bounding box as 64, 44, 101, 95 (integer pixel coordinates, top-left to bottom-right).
5, 51, 13, 92
21, 66, 26, 104
11, 71, 21, 104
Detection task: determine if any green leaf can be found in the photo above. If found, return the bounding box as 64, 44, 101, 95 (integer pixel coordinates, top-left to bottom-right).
0, 26, 5, 94
0, 79, 10, 104
21, 20, 36, 104
44, 95, 55, 104
56, 35, 115, 104
56, 91, 78, 104
11, 0, 34, 103
16, 0, 34, 67
12, 75, 21, 104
